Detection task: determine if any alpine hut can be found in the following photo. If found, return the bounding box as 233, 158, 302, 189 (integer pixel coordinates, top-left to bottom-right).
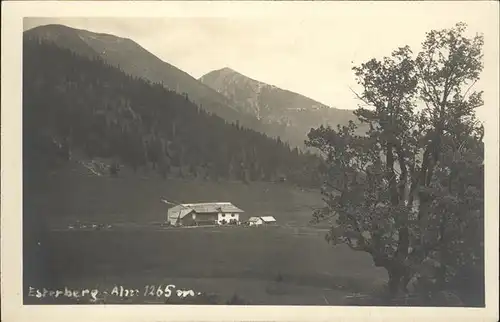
166, 202, 244, 226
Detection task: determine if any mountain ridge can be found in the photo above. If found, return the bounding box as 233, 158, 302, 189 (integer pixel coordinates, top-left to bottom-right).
200, 67, 366, 144
23, 39, 323, 189
24, 24, 365, 149
202, 67, 337, 110
24, 24, 256, 123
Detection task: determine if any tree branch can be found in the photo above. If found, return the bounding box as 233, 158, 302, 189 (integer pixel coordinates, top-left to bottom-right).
349, 86, 374, 108
463, 80, 478, 100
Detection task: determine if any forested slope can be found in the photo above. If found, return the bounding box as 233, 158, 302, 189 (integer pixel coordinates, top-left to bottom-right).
23, 38, 324, 189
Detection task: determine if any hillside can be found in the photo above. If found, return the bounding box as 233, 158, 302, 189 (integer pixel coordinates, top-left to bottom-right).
23, 24, 290, 142
23, 38, 324, 192
24, 24, 366, 149
200, 67, 368, 147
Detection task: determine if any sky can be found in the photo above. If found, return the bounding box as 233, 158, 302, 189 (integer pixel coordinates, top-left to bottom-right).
23, 2, 498, 121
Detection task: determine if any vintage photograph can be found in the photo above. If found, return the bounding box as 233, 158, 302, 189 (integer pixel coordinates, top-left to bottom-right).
4, 1, 496, 316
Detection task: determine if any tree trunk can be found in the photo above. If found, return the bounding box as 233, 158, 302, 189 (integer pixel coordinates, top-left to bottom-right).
386, 143, 399, 205
373, 254, 411, 297
387, 264, 410, 297
388, 269, 403, 295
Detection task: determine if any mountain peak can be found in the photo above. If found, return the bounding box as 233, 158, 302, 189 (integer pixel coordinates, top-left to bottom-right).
25, 23, 135, 44
213, 67, 240, 76
199, 67, 365, 147
219, 67, 235, 72
26, 23, 72, 31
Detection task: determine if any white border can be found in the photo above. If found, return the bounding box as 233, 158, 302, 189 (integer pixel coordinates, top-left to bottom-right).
1, 1, 499, 322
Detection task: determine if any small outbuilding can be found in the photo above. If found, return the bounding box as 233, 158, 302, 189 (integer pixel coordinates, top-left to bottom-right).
248, 216, 263, 226
260, 216, 277, 224
247, 216, 277, 226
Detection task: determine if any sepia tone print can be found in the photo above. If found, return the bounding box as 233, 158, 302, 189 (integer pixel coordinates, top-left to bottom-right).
22, 16, 487, 307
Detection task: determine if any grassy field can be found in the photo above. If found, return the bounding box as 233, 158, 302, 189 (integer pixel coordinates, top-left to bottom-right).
24, 161, 387, 305
25, 161, 325, 227
26, 226, 387, 305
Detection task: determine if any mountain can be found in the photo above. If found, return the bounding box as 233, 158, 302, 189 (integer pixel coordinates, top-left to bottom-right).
23, 24, 277, 135
24, 24, 363, 149
23, 38, 323, 189
200, 67, 366, 146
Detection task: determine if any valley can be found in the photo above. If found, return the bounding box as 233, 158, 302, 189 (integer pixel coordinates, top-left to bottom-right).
13, 12, 490, 311
22, 24, 386, 306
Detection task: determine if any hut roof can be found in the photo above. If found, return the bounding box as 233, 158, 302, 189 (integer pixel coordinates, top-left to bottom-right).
168, 202, 244, 220
260, 216, 277, 223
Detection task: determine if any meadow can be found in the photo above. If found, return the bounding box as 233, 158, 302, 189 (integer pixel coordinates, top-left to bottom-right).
26, 226, 387, 305
24, 162, 388, 305
25, 161, 325, 227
